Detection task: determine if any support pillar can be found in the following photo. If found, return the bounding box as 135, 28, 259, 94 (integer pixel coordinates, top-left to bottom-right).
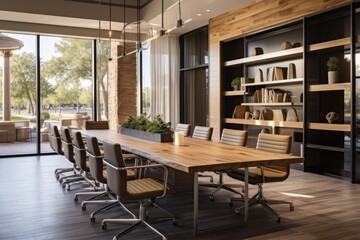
2, 51, 12, 121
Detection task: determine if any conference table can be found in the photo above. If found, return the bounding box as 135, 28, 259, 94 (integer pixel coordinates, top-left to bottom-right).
82, 130, 303, 235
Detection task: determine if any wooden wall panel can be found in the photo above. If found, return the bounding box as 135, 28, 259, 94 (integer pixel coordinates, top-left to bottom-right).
209, 0, 354, 141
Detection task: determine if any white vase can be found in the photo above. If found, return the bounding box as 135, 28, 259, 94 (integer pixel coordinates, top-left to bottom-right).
328, 71, 338, 84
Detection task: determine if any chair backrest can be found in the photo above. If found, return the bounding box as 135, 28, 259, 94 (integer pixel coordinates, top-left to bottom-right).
192, 126, 213, 141
102, 140, 127, 197
175, 123, 191, 137
256, 133, 292, 173
72, 131, 88, 171
85, 121, 109, 130
60, 127, 75, 164
220, 128, 247, 146
49, 125, 64, 155
86, 135, 106, 183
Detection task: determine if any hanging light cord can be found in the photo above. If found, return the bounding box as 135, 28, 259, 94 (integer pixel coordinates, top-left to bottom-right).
108, 0, 112, 61
123, 0, 126, 56
137, 0, 141, 51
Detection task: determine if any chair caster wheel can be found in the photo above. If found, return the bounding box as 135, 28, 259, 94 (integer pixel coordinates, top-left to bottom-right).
173, 221, 177, 226
82, 205, 86, 211
276, 217, 281, 223
290, 205, 294, 211
74, 197, 78, 202
234, 208, 241, 215
210, 195, 214, 202
66, 186, 70, 191
91, 217, 95, 222
62, 184, 66, 189
102, 223, 107, 230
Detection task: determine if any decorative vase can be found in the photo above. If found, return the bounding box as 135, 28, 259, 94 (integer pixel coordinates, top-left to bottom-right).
326, 112, 339, 124
328, 71, 338, 84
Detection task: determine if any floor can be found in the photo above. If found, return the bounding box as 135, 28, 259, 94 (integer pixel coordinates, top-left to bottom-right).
0, 155, 360, 240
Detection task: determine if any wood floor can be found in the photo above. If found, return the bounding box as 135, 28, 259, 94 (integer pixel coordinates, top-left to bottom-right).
0, 155, 359, 240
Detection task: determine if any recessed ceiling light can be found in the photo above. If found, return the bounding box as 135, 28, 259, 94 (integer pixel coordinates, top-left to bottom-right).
197, 13, 202, 16
206, 9, 211, 12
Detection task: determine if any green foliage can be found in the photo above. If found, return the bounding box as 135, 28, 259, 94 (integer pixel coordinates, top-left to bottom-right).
231, 77, 241, 88
327, 57, 339, 71
122, 114, 173, 134
41, 111, 50, 119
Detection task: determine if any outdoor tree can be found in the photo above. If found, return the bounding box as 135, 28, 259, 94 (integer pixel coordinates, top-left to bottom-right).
45, 38, 109, 118
10, 52, 36, 115
10, 52, 55, 116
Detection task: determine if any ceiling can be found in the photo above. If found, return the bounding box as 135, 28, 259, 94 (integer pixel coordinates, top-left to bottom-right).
0, 0, 254, 39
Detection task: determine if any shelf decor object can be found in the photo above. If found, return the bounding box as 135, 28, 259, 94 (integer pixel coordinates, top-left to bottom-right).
231, 77, 241, 90
325, 111, 339, 124
327, 56, 339, 84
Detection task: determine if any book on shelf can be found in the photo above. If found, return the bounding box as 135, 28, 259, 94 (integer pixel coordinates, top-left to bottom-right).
274, 67, 287, 80
256, 88, 291, 103
287, 63, 296, 79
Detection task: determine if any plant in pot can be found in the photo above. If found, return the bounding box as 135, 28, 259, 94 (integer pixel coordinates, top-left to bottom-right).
327, 57, 339, 84
231, 77, 241, 91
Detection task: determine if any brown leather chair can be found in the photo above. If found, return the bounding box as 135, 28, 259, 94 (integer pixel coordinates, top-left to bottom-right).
101, 140, 176, 239
192, 126, 214, 182
49, 125, 73, 179
81, 135, 141, 222
60, 128, 84, 190
227, 133, 294, 222
85, 120, 109, 130
192, 125, 213, 140
201, 128, 248, 201
175, 123, 191, 137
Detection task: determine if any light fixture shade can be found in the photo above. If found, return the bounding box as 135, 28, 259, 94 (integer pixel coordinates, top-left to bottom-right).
0, 33, 23, 51
120, 20, 157, 51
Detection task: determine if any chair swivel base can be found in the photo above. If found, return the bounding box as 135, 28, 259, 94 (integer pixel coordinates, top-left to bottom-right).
102, 202, 167, 240
230, 185, 294, 223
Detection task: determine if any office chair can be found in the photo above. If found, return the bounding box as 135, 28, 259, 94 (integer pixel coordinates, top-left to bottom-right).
72, 131, 105, 199
49, 125, 73, 179
192, 126, 214, 182
175, 123, 191, 137
81, 135, 142, 222
85, 120, 109, 130
200, 128, 248, 201
227, 133, 294, 222
60, 128, 84, 190
101, 140, 176, 240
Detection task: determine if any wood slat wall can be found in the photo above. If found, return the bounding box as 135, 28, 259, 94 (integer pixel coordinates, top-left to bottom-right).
208, 0, 354, 141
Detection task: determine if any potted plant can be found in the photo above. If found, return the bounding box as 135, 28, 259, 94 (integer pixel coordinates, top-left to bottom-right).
120, 114, 173, 142
231, 77, 241, 91
327, 57, 339, 84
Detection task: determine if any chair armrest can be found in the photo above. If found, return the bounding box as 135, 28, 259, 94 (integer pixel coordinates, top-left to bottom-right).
103, 160, 168, 196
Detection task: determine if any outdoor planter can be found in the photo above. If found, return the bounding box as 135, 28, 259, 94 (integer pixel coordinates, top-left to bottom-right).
120, 127, 173, 143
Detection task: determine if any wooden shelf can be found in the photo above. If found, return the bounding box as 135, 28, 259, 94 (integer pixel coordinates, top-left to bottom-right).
308, 122, 351, 132
224, 47, 303, 67
224, 118, 303, 129
241, 102, 302, 106
224, 90, 248, 96
242, 78, 303, 87
308, 37, 350, 52
306, 144, 350, 153
308, 82, 351, 92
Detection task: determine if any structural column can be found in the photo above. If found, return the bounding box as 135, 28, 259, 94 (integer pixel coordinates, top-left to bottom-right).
2, 51, 12, 121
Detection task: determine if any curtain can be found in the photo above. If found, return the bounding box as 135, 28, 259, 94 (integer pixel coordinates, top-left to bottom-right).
150, 35, 180, 128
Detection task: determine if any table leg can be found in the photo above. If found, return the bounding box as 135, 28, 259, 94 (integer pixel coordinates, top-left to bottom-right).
194, 172, 198, 236
244, 167, 249, 223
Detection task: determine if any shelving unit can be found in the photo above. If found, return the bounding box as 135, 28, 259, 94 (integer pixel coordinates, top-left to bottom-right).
221, 21, 304, 156
303, 4, 356, 181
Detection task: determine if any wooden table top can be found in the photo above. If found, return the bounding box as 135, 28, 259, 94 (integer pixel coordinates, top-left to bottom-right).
83, 130, 303, 174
